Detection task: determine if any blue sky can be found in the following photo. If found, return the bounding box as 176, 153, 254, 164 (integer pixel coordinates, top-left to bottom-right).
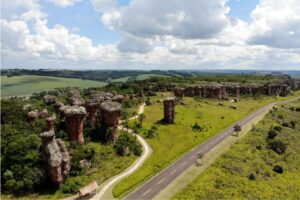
1, 0, 299, 70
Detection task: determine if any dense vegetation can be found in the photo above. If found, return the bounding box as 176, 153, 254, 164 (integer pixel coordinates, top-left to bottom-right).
173, 100, 300, 199
0, 86, 143, 199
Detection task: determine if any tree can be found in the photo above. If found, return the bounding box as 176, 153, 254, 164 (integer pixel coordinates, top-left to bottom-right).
233, 124, 242, 137
138, 113, 146, 126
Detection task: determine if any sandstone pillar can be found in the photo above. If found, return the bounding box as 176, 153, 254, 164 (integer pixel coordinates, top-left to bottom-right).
40, 131, 70, 186
46, 114, 56, 132
64, 106, 87, 145
163, 97, 176, 123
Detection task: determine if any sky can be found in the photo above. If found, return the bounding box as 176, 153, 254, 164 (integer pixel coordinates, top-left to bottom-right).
1, 0, 300, 70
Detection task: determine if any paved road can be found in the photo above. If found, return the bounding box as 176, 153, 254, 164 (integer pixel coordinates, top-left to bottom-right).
125, 99, 296, 200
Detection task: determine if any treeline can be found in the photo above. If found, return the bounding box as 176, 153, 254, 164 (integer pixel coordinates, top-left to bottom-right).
1, 69, 178, 82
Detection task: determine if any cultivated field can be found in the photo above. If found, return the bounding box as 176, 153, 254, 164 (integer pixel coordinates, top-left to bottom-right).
113, 93, 298, 197
173, 100, 300, 199
1, 75, 107, 97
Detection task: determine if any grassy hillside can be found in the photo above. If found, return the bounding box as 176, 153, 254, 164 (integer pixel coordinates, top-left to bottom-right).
1, 75, 107, 97
113, 93, 298, 197
173, 100, 300, 199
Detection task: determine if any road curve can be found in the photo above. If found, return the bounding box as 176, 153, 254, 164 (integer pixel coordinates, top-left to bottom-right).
125, 98, 299, 200
90, 103, 152, 200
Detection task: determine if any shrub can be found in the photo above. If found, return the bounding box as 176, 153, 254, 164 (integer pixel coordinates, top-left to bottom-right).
60, 179, 81, 194
290, 120, 296, 129
267, 129, 278, 140
248, 173, 256, 180
273, 126, 282, 132
273, 165, 283, 174
144, 126, 159, 138
114, 132, 142, 156
268, 140, 287, 154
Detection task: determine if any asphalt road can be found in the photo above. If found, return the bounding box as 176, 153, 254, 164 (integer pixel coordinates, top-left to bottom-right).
125, 102, 278, 200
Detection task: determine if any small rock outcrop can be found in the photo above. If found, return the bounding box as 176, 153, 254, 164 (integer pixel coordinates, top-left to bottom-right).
112, 95, 125, 103
163, 97, 176, 123
27, 110, 39, 122
44, 95, 58, 105
64, 106, 87, 144
39, 109, 48, 118
40, 131, 70, 186
46, 114, 56, 132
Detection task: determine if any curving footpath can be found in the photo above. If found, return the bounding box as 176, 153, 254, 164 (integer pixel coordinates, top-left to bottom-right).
90, 103, 152, 200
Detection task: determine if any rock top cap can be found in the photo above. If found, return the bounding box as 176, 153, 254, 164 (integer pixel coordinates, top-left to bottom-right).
100, 101, 122, 112
163, 97, 176, 102
40, 131, 55, 140
64, 106, 87, 116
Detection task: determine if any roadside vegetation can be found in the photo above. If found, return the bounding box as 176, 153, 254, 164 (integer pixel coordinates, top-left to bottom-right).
173, 100, 300, 199
113, 93, 297, 197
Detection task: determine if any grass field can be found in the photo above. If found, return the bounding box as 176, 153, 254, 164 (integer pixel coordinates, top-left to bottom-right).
113, 93, 298, 197
136, 74, 169, 80
173, 100, 300, 199
1, 75, 107, 97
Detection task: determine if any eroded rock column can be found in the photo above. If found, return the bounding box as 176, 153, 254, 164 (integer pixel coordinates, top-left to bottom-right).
100, 101, 122, 141
64, 106, 87, 144
163, 97, 176, 124
40, 131, 70, 186
46, 114, 56, 132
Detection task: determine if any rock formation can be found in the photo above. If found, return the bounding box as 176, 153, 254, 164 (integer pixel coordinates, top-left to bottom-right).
99, 101, 122, 141
163, 97, 176, 123
68, 89, 85, 106
173, 87, 185, 97
100, 101, 122, 128
44, 95, 58, 105
112, 95, 125, 103
40, 131, 70, 186
46, 114, 56, 132
85, 94, 104, 128
64, 106, 87, 144
27, 110, 39, 122
39, 109, 48, 118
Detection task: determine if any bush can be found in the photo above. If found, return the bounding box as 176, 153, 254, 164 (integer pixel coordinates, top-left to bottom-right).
60, 179, 81, 194
273, 126, 282, 132
144, 126, 159, 138
268, 140, 287, 154
273, 165, 283, 174
114, 132, 142, 156
267, 129, 278, 140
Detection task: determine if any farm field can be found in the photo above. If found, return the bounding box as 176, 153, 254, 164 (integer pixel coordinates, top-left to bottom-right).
113, 93, 299, 197
1, 75, 107, 97
173, 100, 300, 200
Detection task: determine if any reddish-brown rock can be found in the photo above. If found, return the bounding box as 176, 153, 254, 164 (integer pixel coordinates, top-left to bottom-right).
112, 95, 125, 103
100, 102, 122, 128
163, 97, 176, 123
27, 110, 39, 122
44, 95, 58, 105
64, 106, 87, 144
173, 87, 185, 97
46, 114, 56, 132
40, 131, 70, 186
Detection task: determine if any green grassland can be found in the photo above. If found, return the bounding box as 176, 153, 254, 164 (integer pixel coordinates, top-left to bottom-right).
136, 74, 169, 80
1, 75, 107, 97
173, 100, 300, 200
113, 93, 299, 197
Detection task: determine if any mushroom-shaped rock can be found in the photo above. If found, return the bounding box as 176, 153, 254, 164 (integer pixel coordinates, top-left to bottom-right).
64, 106, 87, 144
106, 92, 114, 98
54, 102, 64, 111
46, 114, 56, 131
58, 105, 67, 119
69, 95, 85, 106
39, 108, 48, 118
85, 96, 103, 128
99, 101, 122, 128
173, 88, 185, 97
44, 95, 58, 105
27, 110, 39, 122
112, 95, 125, 103
163, 97, 176, 123
22, 104, 32, 111
40, 131, 70, 186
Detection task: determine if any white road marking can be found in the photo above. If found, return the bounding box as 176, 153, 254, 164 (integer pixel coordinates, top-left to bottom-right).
142, 188, 152, 196
158, 178, 165, 184
180, 162, 186, 167
170, 169, 177, 174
